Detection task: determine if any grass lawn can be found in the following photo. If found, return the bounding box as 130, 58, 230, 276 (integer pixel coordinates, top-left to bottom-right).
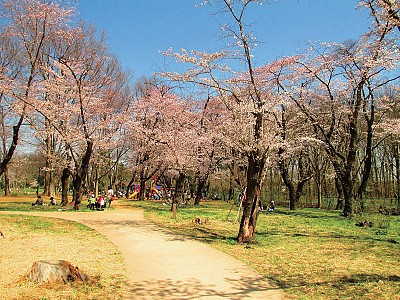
130, 199, 400, 300
0, 195, 127, 300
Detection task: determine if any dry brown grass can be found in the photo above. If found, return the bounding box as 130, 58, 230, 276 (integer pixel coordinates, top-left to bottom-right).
0, 196, 127, 300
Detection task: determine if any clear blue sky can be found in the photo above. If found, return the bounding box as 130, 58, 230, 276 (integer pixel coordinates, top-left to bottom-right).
77, 0, 371, 79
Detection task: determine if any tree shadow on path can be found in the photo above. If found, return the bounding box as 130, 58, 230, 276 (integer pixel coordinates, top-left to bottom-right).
127, 274, 282, 300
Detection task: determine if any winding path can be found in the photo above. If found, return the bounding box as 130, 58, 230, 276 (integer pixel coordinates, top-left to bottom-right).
6, 205, 284, 299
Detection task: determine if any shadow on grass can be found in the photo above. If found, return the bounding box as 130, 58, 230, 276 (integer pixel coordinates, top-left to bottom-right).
258, 210, 399, 245
256, 228, 399, 245
272, 209, 343, 220
192, 227, 236, 242
275, 273, 400, 290
337, 274, 400, 284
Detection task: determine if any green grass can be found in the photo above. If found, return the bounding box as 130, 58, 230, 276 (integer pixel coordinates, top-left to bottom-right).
0, 195, 101, 212
129, 200, 400, 300
2, 214, 92, 235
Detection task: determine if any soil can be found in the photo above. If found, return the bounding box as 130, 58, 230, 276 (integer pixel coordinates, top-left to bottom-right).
7, 202, 284, 299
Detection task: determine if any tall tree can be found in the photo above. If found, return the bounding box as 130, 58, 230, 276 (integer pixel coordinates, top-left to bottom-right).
30, 24, 130, 208
276, 104, 314, 210
163, 0, 281, 243
274, 19, 400, 216
131, 84, 199, 208
0, 0, 76, 177
0, 34, 21, 194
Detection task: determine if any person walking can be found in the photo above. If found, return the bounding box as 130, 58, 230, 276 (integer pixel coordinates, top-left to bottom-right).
107, 186, 114, 208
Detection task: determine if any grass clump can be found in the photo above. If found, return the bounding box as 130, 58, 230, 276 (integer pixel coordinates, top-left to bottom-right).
130, 199, 400, 300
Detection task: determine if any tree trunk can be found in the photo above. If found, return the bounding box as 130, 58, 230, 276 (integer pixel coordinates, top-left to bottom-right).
194, 176, 206, 205
341, 83, 364, 216
334, 154, 355, 216
328, 147, 356, 216
356, 100, 375, 211
44, 119, 54, 197
286, 178, 310, 210
277, 106, 313, 211
73, 140, 93, 210
139, 170, 146, 200
334, 175, 344, 210
0, 114, 25, 177
237, 152, 264, 244
93, 165, 99, 198
72, 175, 83, 209
0, 106, 9, 196
314, 162, 324, 209
287, 184, 296, 210
126, 178, 135, 198
279, 150, 311, 210
44, 167, 55, 197
342, 181, 355, 217
316, 182, 322, 209
395, 142, 400, 209
171, 172, 185, 213
228, 187, 234, 202
4, 166, 10, 196
60, 167, 71, 206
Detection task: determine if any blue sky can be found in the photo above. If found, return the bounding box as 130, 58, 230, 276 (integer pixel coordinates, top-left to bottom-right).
77, 0, 371, 79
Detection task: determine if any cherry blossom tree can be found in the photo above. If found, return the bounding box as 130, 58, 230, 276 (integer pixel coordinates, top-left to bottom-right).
163, 0, 281, 243
273, 2, 400, 216
126, 78, 227, 208
129, 80, 201, 212
361, 0, 400, 33
19, 13, 131, 208
124, 78, 170, 200
0, 0, 76, 180
0, 34, 22, 195
275, 102, 314, 210
193, 94, 226, 205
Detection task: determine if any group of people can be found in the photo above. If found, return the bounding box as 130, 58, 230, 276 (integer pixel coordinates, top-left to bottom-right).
87, 186, 114, 211
31, 187, 117, 210
32, 195, 56, 206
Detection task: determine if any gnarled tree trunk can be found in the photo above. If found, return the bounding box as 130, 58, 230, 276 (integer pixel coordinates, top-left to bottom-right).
60, 167, 71, 206
237, 151, 264, 244
194, 175, 207, 206
171, 171, 185, 217
73, 140, 93, 210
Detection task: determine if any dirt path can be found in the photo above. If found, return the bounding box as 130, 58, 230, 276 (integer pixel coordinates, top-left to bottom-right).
7, 206, 284, 299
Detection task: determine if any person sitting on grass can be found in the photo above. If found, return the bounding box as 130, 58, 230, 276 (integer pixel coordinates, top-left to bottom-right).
50, 197, 56, 206
32, 195, 43, 206
96, 195, 105, 210
268, 200, 275, 212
